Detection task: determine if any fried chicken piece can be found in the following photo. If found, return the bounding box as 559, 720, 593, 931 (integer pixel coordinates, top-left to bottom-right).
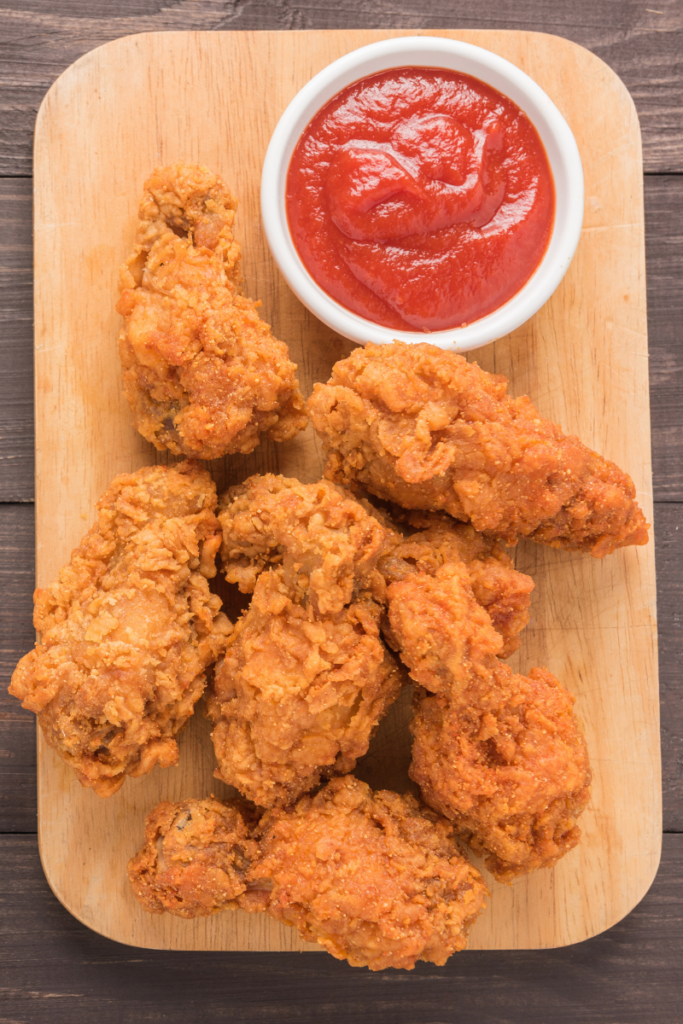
9, 463, 232, 797
210, 475, 402, 807
308, 341, 649, 557
209, 570, 402, 808
247, 775, 488, 969
218, 473, 387, 613
128, 797, 259, 918
117, 163, 307, 460
375, 508, 534, 657
129, 776, 488, 969
410, 679, 592, 884
386, 562, 591, 882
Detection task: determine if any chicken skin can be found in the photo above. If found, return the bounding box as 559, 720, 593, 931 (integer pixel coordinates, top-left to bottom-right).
9, 463, 232, 796
209, 476, 402, 807
249, 775, 488, 970
129, 776, 489, 970
410, 675, 591, 884
307, 342, 649, 557
386, 562, 591, 882
117, 163, 307, 460
208, 569, 402, 808
374, 507, 534, 658
128, 797, 259, 918
218, 473, 387, 614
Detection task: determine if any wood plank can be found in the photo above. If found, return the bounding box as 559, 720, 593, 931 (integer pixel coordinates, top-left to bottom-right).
0, 178, 33, 501
0, 1, 681, 174
0, 832, 681, 1023
0, 504, 34, 681
0, 179, 31, 310
654, 501, 683, 832
646, 175, 683, 502
32, 29, 659, 952
0, 164, 678, 508
0, 125, 681, 513
3, 500, 682, 831
0, 503, 37, 832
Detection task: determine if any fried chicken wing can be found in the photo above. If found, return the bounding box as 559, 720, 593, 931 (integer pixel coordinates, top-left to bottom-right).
218, 473, 386, 613
208, 570, 402, 807
128, 797, 259, 918
9, 463, 232, 796
128, 776, 489, 970
209, 475, 402, 807
374, 507, 534, 657
250, 775, 488, 970
117, 163, 307, 460
386, 562, 591, 882
308, 341, 649, 557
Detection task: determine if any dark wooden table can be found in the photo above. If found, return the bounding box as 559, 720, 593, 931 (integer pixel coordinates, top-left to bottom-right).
1, 3, 681, 1021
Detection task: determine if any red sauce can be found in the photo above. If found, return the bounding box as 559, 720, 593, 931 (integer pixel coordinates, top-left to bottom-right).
286, 68, 555, 332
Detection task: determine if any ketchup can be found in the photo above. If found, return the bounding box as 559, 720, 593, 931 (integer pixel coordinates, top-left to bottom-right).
286, 68, 555, 332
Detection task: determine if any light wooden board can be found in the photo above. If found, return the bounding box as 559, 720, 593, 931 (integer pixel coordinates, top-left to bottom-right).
32, 29, 659, 952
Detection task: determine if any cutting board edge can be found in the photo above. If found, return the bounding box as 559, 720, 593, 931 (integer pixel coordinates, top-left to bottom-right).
32, 26, 642, 150
31, 26, 661, 956
35, 770, 663, 952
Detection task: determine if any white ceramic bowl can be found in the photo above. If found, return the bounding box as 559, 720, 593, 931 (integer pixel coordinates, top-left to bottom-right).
261, 36, 584, 352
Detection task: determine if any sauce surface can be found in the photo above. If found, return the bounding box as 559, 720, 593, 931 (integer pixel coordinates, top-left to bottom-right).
286, 68, 555, 332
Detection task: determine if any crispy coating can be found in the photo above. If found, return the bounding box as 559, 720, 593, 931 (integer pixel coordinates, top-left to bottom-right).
410, 677, 592, 884
211, 476, 402, 807
208, 570, 402, 808
117, 163, 307, 460
218, 474, 387, 614
375, 508, 534, 658
9, 463, 232, 797
308, 342, 649, 557
129, 777, 488, 969
386, 563, 591, 882
248, 776, 488, 970
128, 797, 259, 918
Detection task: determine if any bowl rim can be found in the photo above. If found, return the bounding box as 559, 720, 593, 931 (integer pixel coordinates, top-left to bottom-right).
261, 35, 584, 352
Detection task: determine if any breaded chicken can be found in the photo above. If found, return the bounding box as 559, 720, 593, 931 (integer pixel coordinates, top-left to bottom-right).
128, 797, 259, 918
9, 463, 232, 796
129, 776, 489, 970
308, 342, 649, 557
208, 569, 402, 808
386, 562, 591, 882
117, 163, 307, 460
218, 473, 386, 613
209, 476, 403, 807
374, 507, 534, 657
410, 677, 591, 884
249, 776, 488, 970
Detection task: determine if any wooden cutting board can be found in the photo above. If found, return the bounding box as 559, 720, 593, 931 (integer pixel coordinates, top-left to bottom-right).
32, 29, 659, 952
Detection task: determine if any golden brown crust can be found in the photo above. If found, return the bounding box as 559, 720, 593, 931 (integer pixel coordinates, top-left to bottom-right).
128, 778, 488, 969
307, 342, 649, 557
208, 570, 403, 807
117, 163, 307, 460
218, 474, 387, 613
410, 677, 591, 884
374, 508, 533, 658
128, 798, 259, 917
385, 564, 591, 882
250, 775, 488, 970
9, 462, 232, 796
210, 476, 402, 807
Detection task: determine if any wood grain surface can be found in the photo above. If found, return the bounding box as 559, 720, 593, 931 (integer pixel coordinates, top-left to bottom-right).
0, 831, 681, 1024
31, 29, 659, 953
6, 175, 683, 507
1, 0, 682, 175
1, 1, 682, 1020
